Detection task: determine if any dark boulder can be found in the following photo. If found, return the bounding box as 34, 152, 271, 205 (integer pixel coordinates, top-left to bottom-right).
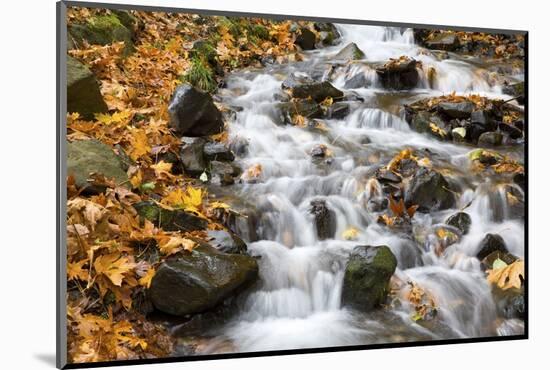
67, 56, 108, 120
67, 139, 128, 194
134, 201, 208, 232
478, 131, 503, 147
168, 83, 224, 137
334, 42, 365, 61
207, 229, 248, 255
498, 123, 523, 140
204, 141, 235, 162
341, 245, 397, 311
375, 57, 419, 90
437, 101, 475, 119
277, 100, 322, 124
180, 137, 207, 176
477, 233, 508, 260
445, 212, 472, 235
309, 200, 336, 240
295, 28, 317, 50
470, 110, 495, 129
149, 244, 258, 316
405, 167, 455, 212
290, 81, 344, 103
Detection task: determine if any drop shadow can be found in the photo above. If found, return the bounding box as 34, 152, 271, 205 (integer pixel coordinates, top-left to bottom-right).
34, 353, 57, 367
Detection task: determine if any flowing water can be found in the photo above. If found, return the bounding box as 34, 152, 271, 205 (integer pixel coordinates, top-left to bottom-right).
184, 24, 525, 353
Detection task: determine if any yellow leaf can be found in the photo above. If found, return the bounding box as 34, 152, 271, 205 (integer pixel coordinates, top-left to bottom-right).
68, 260, 89, 281
342, 227, 359, 240
209, 201, 230, 209
157, 236, 195, 255
93, 253, 136, 287
161, 186, 204, 213
95, 110, 132, 125
487, 260, 524, 290
138, 268, 156, 288
127, 128, 151, 161
150, 160, 172, 176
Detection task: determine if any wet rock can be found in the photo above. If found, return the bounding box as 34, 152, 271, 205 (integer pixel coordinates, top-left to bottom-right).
513, 173, 525, 192
281, 72, 314, 90
334, 42, 365, 61
367, 197, 388, 212
405, 167, 455, 212
68, 13, 134, 54
476, 233, 508, 261
310, 144, 330, 159
498, 123, 523, 140
423, 32, 460, 51
470, 109, 495, 128
206, 229, 248, 255
309, 200, 336, 240
179, 137, 207, 176
376, 168, 402, 183
451, 127, 467, 142
67, 56, 108, 120
314, 23, 340, 45
134, 201, 208, 232
480, 249, 518, 271
497, 292, 525, 319
478, 131, 503, 146
149, 244, 258, 316
437, 101, 475, 119
203, 141, 235, 162
277, 100, 323, 124
325, 102, 350, 119
168, 84, 224, 137
341, 245, 397, 311
294, 27, 316, 50
67, 140, 128, 194
290, 81, 344, 103
397, 158, 420, 178
209, 161, 241, 186
344, 72, 370, 89
375, 57, 419, 90
445, 212, 472, 235
410, 111, 432, 133
502, 81, 524, 105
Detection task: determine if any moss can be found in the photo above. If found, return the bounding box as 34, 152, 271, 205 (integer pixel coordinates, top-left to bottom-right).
182, 57, 217, 93
69, 14, 134, 55
249, 24, 270, 41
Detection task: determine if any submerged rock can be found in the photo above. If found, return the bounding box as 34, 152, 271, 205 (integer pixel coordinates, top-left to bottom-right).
67, 56, 108, 120
67, 139, 128, 194
134, 201, 208, 232
149, 244, 258, 316
405, 168, 455, 212
309, 200, 336, 240
168, 84, 224, 137
477, 233, 508, 260
341, 245, 397, 311
334, 42, 365, 61
445, 212, 472, 235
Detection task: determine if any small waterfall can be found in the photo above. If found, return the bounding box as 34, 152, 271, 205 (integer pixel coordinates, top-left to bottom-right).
194, 21, 525, 354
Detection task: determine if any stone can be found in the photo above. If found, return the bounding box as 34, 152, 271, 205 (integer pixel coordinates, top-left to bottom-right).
149, 244, 258, 316
405, 167, 455, 212
341, 245, 397, 311
334, 42, 366, 61
309, 200, 336, 240
294, 27, 316, 50
168, 84, 224, 137
179, 137, 207, 176
206, 229, 248, 255
437, 101, 475, 119
477, 233, 508, 261
375, 57, 419, 90
423, 32, 460, 51
66, 56, 108, 120
290, 81, 344, 103
203, 141, 235, 162
68, 14, 134, 54
134, 201, 208, 232
67, 139, 128, 194
445, 212, 472, 235
478, 131, 503, 147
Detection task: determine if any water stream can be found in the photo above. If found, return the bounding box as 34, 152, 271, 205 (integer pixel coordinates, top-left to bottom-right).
188, 24, 524, 353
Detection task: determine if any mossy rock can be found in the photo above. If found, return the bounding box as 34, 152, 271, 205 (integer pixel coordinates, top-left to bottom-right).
68, 14, 134, 54
149, 243, 259, 316
67, 56, 108, 120
67, 139, 128, 193
133, 201, 208, 232
334, 42, 365, 61
341, 245, 397, 311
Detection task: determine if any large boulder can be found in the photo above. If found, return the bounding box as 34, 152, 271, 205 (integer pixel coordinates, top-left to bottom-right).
149, 244, 258, 316
476, 233, 508, 260
68, 13, 134, 54
67, 56, 108, 120
375, 57, 419, 90
341, 245, 397, 311
294, 27, 316, 50
309, 200, 336, 240
134, 201, 208, 232
168, 84, 224, 137
405, 167, 455, 212
334, 42, 365, 61
67, 139, 128, 193
289, 81, 344, 103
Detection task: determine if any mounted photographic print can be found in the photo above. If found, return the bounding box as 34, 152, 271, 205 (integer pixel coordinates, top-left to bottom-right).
57, 1, 527, 368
